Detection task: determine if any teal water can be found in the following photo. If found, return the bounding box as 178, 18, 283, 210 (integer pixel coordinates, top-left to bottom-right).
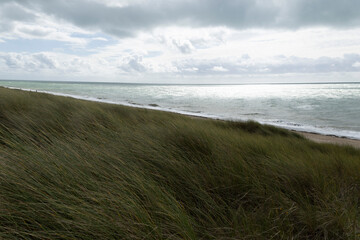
1, 80, 360, 139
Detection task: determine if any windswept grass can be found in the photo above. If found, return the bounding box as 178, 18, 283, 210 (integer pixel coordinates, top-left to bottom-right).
1, 87, 360, 239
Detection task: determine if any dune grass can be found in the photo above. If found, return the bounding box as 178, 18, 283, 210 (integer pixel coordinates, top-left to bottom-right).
1, 87, 360, 239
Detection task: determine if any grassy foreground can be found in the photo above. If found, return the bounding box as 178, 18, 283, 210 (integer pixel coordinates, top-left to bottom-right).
1, 87, 360, 240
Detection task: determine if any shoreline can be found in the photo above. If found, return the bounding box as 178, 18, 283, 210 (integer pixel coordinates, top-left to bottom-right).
295, 131, 360, 149
186, 114, 360, 149
2, 86, 360, 149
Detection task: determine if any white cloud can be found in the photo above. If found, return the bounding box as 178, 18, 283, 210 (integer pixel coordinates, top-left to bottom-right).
184, 67, 198, 72
212, 66, 228, 72
353, 62, 360, 68
2, 50, 360, 80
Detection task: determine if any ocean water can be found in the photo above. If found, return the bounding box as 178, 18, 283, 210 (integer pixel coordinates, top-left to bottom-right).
1, 80, 360, 139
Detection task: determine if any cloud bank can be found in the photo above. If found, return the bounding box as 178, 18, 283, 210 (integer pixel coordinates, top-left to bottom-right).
2, 0, 360, 38
1, 0, 360, 82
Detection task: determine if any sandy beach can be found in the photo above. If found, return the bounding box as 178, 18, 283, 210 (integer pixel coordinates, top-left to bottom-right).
296, 131, 360, 149
187, 113, 360, 149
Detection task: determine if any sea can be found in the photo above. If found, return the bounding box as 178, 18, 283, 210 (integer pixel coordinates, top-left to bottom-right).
1, 80, 360, 140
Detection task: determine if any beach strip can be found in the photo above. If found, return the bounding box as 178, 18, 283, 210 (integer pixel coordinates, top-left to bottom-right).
296, 131, 360, 149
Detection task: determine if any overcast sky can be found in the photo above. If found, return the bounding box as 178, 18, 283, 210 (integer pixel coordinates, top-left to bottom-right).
1, 0, 360, 83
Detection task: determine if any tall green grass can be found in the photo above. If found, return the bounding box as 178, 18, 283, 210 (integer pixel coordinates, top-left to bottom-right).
1, 87, 360, 239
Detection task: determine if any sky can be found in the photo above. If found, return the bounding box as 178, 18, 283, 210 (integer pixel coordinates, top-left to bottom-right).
1, 0, 360, 83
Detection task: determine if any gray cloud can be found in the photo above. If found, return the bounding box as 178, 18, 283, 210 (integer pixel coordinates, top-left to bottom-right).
0, 22, 14, 33
1, 0, 360, 38
0, 2, 35, 34
0, 53, 56, 71
18, 27, 51, 37
290, 0, 360, 27
32, 53, 56, 69
118, 55, 147, 72
1, 54, 20, 68
171, 39, 194, 54
0, 2, 36, 22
